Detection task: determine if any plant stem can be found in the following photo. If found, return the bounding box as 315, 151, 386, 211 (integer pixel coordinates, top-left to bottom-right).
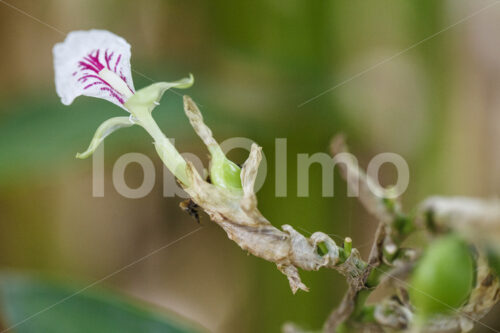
129, 105, 189, 186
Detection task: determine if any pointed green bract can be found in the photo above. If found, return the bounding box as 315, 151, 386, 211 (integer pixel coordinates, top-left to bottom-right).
76, 116, 134, 159
209, 148, 242, 191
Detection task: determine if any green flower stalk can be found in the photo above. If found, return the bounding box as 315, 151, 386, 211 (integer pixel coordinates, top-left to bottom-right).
53, 29, 241, 189
124, 79, 194, 185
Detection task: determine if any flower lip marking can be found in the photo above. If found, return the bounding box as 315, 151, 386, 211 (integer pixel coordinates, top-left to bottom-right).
76, 49, 134, 105
54, 30, 135, 110
79, 49, 104, 73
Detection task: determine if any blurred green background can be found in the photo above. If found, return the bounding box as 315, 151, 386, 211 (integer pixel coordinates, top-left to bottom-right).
0, 0, 499, 332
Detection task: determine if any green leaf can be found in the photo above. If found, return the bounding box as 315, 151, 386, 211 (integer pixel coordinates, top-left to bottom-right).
0, 272, 204, 333
76, 117, 134, 159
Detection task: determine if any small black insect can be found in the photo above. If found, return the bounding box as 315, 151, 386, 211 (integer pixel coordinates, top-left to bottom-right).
180, 199, 201, 224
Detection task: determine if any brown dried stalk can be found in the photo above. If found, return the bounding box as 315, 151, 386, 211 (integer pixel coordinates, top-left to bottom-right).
178, 95, 499, 332
325, 137, 500, 333
322, 136, 406, 332
182, 96, 364, 294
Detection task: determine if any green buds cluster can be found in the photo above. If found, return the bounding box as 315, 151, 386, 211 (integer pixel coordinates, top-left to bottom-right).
409, 234, 475, 321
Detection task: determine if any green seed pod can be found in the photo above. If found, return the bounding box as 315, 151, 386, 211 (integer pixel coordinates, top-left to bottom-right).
409, 234, 474, 319
209, 149, 242, 191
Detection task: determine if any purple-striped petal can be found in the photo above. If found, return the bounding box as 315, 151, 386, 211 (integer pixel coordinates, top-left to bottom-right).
53, 30, 135, 110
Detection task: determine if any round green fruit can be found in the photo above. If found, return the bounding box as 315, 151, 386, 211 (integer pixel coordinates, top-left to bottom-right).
409, 234, 475, 318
